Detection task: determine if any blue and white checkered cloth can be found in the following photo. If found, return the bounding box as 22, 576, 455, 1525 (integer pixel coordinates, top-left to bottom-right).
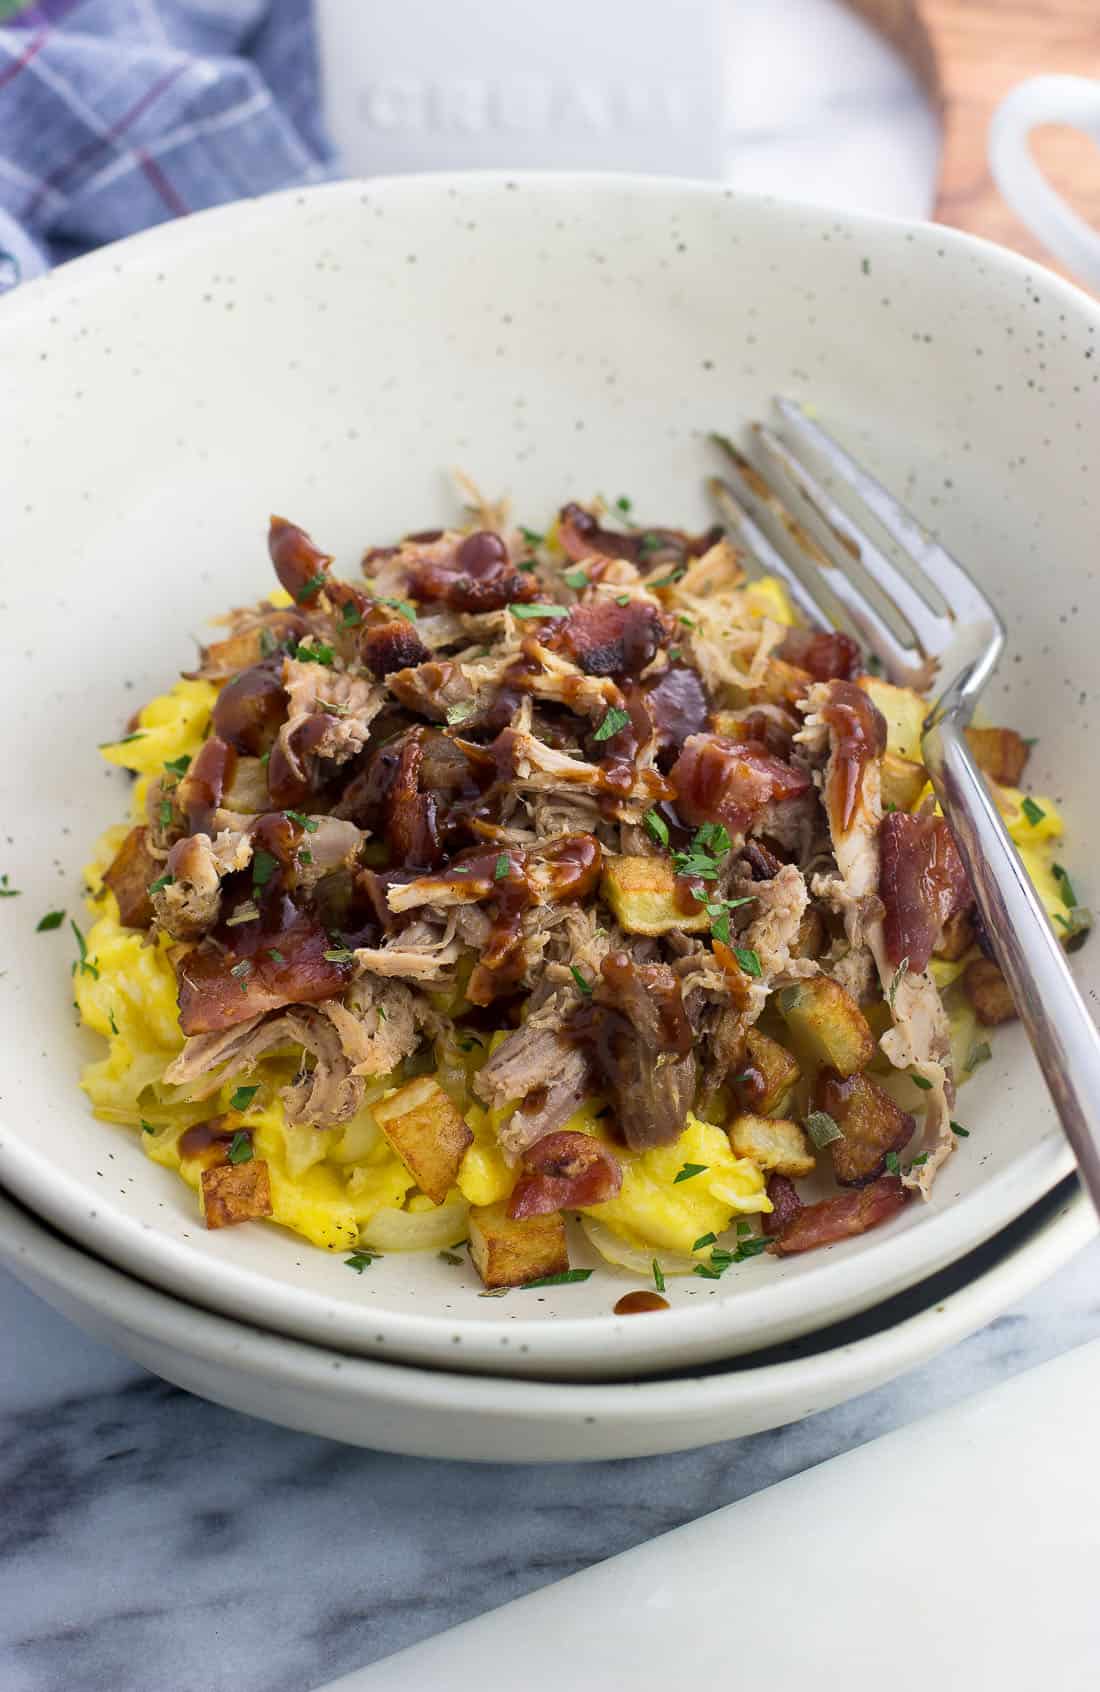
0, 0, 333, 290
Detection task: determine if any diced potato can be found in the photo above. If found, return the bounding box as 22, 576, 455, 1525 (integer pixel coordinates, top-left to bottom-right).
729, 1113, 816, 1178
857, 676, 927, 762
741, 1027, 802, 1115
816, 1071, 915, 1187
777, 977, 875, 1077
881, 751, 927, 814
966, 726, 1030, 787
601, 855, 709, 937
102, 824, 159, 930
373, 1076, 474, 1205
934, 910, 976, 963
964, 958, 1017, 1026
201, 1160, 273, 1228
468, 1201, 569, 1289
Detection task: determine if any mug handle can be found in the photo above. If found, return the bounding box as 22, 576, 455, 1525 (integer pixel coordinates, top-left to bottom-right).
988, 74, 1100, 290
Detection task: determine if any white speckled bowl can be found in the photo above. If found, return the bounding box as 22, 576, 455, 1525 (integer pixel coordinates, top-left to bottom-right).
0, 176, 1097, 1380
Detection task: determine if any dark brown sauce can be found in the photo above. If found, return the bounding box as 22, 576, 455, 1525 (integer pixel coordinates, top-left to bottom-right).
614, 1291, 670, 1315
178, 1115, 235, 1162
180, 738, 236, 836
212, 658, 287, 755
820, 682, 888, 833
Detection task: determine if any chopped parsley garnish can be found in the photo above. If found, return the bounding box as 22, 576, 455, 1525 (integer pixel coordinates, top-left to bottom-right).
158, 798, 173, 828
570, 964, 592, 996
378, 596, 418, 623
693, 1262, 722, 1280
291, 637, 335, 666
493, 853, 510, 881
163, 754, 191, 778
647, 567, 684, 588
690, 889, 755, 946
734, 947, 763, 978
227, 1130, 253, 1165
910, 1073, 933, 1091
652, 1258, 666, 1294
674, 1162, 707, 1184
593, 706, 630, 742
615, 495, 632, 514
950, 1120, 970, 1137
736, 1219, 752, 1237
295, 571, 327, 603
230, 1084, 260, 1112
672, 821, 731, 881
258, 627, 278, 657
267, 947, 286, 964
377, 1005, 388, 1022
909, 1152, 929, 1168
457, 1033, 483, 1052
563, 568, 589, 590
0, 874, 19, 897
147, 873, 174, 896
692, 1232, 717, 1252
521, 1269, 593, 1288
1053, 863, 1077, 908
668, 646, 681, 661
438, 1250, 464, 1266
866, 653, 884, 675
344, 1250, 380, 1273
445, 699, 477, 727
36, 910, 65, 931
341, 601, 363, 628
140, 1119, 156, 1135
644, 809, 670, 848
286, 810, 319, 832
678, 613, 695, 629
1021, 796, 1046, 827
805, 1110, 844, 1148
966, 1040, 992, 1073
108, 1008, 119, 1035
520, 526, 544, 548
885, 1151, 901, 1174
888, 956, 909, 1008
638, 533, 665, 558
70, 919, 98, 978
323, 947, 355, 963
510, 603, 569, 620
615, 593, 632, 607
97, 730, 145, 748
252, 849, 278, 890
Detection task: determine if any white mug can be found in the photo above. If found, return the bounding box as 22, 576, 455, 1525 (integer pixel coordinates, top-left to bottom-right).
989, 75, 1100, 291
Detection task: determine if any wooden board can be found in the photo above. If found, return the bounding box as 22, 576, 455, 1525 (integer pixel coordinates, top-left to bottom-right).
847, 0, 1100, 279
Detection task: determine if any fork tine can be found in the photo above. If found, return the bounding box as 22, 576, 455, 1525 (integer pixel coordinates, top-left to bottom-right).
774, 398, 996, 630
713, 439, 928, 684
705, 474, 836, 631
753, 422, 954, 657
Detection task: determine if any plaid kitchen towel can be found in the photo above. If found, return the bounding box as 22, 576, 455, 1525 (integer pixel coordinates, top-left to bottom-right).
0, 0, 333, 291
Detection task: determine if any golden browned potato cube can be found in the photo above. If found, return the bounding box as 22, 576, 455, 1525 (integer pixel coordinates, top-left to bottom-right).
601, 856, 709, 937
857, 676, 927, 762
934, 910, 976, 963
102, 824, 160, 930
966, 727, 1031, 787
201, 1159, 273, 1229
374, 1076, 474, 1205
881, 751, 927, 814
468, 1202, 569, 1289
741, 1027, 802, 1115
964, 958, 1018, 1026
816, 1070, 915, 1187
777, 977, 875, 1077
729, 1113, 816, 1178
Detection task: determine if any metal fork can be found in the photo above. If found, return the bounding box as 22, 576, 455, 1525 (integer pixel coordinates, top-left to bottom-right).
710, 398, 1100, 1216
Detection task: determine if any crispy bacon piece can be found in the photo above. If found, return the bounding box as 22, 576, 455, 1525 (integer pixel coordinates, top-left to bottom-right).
550, 598, 669, 677
102, 825, 160, 929
268, 516, 332, 605
201, 1159, 273, 1228
819, 680, 888, 833
761, 1172, 804, 1237
669, 734, 811, 832
642, 664, 709, 766
176, 899, 354, 1035
768, 1175, 909, 1256
558, 503, 722, 571
507, 1131, 622, 1219
176, 737, 237, 837
779, 627, 862, 681
408, 530, 538, 612
880, 810, 971, 971
359, 619, 431, 679
212, 658, 288, 755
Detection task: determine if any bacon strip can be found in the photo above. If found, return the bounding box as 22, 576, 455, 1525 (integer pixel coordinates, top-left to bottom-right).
669, 734, 811, 832
508, 1131, 622, 1219
880, 811, 971, 972
768, 1175, 909, 1255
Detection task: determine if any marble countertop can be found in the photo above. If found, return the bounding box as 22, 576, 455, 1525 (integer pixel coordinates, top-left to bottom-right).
3, 5, 1083, 1691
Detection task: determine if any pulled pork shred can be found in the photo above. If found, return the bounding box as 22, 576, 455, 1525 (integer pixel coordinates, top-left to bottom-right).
108, 497, 978, 1245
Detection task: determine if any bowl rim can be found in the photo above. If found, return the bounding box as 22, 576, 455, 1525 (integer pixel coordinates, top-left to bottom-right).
0, 169, 1093, 1376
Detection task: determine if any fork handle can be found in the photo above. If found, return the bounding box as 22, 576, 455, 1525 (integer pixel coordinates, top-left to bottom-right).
923, 712, 1100, 1213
